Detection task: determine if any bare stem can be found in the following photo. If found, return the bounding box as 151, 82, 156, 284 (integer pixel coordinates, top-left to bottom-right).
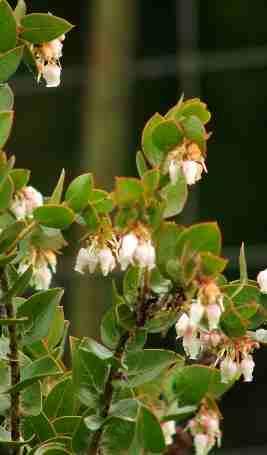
5, 297, 21, 454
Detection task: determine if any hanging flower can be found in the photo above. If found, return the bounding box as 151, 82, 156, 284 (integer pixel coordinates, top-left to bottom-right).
18, 248, 57, 291
220, 357, 238, 383
42, 63, 61, 88
118, 232, 139, 270
34, 33, 65, 88
188, 406, 221, 455
239, 355, 255, 382
98, 247, 116, 276
168, 159, 180, 184
161, 420, 176, 445
134, 239, 156, 270
205, 303, 222, 330
257, 268, 267, 293
11, 186, 43, 220
175, 313, 201, 359
181, 160, 203, 185
75, 237, 117, 277
118, 230, 156, 271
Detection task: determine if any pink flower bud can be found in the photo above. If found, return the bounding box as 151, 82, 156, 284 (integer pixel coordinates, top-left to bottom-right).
182, 160, 203, 185
257, 268, 267, 293
220, 357, 238, 383
43, 63, 61, 87
206, 303, 222, 330
240, 355, 255, 382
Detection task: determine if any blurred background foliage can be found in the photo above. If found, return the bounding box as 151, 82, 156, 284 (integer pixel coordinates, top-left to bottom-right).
5, 0, 267, 451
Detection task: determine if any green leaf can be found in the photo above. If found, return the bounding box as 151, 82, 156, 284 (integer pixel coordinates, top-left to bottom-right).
22, 412, 56, 444
181, 115, 206, 151
116, 303, 136, 330
0, 111, 13, 148
47, 306, 65, 350
125, 329, 147, 352
124, 349, 183, 387
162, 404, 197, 423
114, 206, 138, 229
0, 83, 14, 110
142, 168, 160, 196
0, 220, 25, 253
88, 189, 114, 214
101, 417, 136, 453
136, 150, 148, 178
44, 377, 76, 419
49, 169, 65, 204
176, 222, 222, 257
31, 226, 67, 251
81, 337, 113, 360
142, 113, 165, 166
21, 381, 42, 416
0, 0, 17, 52
84, 414, 105, 432
160, 169, 188, 218
172, 365, 233, 405
153, 222, 184, 276
150, 267, 172, 294
0, 426, 35, 447
65, 173, 93, 212
115, 177, 144, 206
17, 288, 64, 345
7, 264, 32, 297
123, 266, 142, 305
167, 98, 211, 125
199, 252, 228, 278
239, 242, 248, 284
101, 308, 124, 350
10, 168, 30, 190
0, 175, 14, 210
0, 46, 24, 82
145, 309, 178, 334
137, 406, 165, 453
34, 205, 75, 229
22, 40, 39, 76
8, 355, 62, 393
82, 204, 100, 232
72, 417, 91, 453
28, 443, 71, 455
21, 13, 73, 44
152, 119, 183, 152
14, 0, 26, 23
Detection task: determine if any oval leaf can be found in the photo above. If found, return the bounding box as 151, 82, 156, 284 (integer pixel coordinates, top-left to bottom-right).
34, 205, 75, 229
0, 111, 13, 148
0, 46, 24, 82
0, 0, 17, 52
65, 173, 93, 212
21, 13, 73, 43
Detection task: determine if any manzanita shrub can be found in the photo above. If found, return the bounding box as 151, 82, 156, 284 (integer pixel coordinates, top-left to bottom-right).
0, 1, 267, 454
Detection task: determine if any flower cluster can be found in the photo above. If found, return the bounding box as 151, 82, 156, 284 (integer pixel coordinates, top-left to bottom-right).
188, 405, 221, 455
34, 33, 65, 87
75, 228, 156, 277
175, 282, 224, 360
10, 186, 43, 220
18, 248, 57, 290
166, 141, 208, 186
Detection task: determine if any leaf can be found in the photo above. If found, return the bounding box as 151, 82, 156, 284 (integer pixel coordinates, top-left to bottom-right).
10, 168, 30, 190
137, 406, 165, 453
142, 168, 160, 196
0, 83, 14, 110
22, 412, 56, 444
0, 220, 25, 253
14, 0, 26, 23
167, 98, 211, 125
153, 222, 184, 276
22, 40, 39, 76
142, 113, 166, 166
82, 204, 100, 232
0, 175, 14, 210
21, 381, 42, 416
31, 226, 67, 251
152, 119, 183, 152
81, 337, 113, 360
65, 173, 93, 212
44, 377, 76, 419
239, 242, 248, 284
145, 309, 178, 334
101, 308, 124, 350
28, 443, 71, 455
0, 46, 24, 82
47, 306, 65, 349
0, 0, 17, 52
0, 426, 35, 446
7, 355, 62, 393
123, 266, 142, 305
34, 205, 75, 229
124, 349, 183, 387
101, 417, 136, 453
84, 414, 105, 431
17, 288, 64, 345
136, 150, 148, 178
181, 115, 206, 151
116, 304, 136, 330
160, 169, 188, 218
172, 365, 233, 405
49, 169, 65, 204
109, 398, 139, 421
88, 189, 114, 214
199, 252, 228, 278
21, 13, 73, 44
0, 111, 13, 148
115, 177, 144, 206
7, 264, 32, 297
176, 222, 222, 257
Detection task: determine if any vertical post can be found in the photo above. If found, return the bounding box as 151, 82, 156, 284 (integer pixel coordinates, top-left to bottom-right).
176, 0, 201, 224
71, 0, 137, 338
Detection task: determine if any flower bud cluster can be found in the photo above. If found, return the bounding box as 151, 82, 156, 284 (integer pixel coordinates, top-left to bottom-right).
75, 228, 156, 277
18, 248, 57, 290
34, 34, 65, 88
188, 406, 221, 455
166, 141, 208, 186
175, 282, 224, 360
10, 186, 43, 220
218, 334, 258, 384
